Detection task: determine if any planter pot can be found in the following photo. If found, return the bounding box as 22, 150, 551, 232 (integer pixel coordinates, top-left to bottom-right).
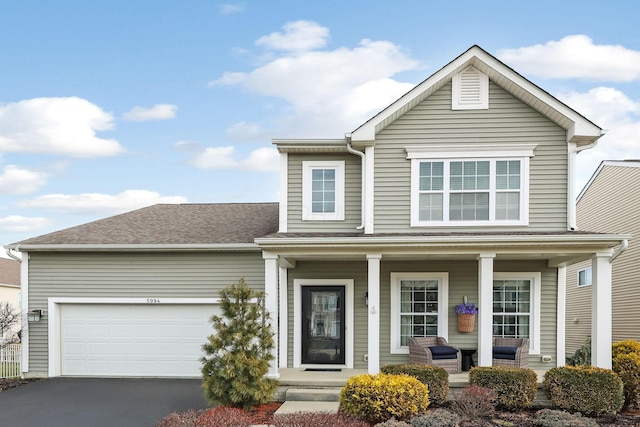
457, 313, 475, 333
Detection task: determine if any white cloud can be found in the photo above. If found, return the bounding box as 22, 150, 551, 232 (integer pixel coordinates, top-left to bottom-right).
210, 22, 420, 137
498, 35, 640, 82
0, 215, 50, 232
122, 104, 178, 122
17, 190, 187, 215
218, 3, 245, 15
178, 143, 279, 172
0, 97, 124, 157
0, 165, 49, 195
256, 20, 329, 52
226, 121, 266, 141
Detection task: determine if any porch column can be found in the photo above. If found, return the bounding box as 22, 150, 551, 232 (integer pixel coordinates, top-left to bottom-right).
263, 252, 280, 378
592, 251, 613, 369
367, 254, 382, 374
477, 253, 495, 367
278, 266, 288, 368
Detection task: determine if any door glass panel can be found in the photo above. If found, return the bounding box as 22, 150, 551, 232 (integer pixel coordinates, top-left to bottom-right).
302, 287, 345, 365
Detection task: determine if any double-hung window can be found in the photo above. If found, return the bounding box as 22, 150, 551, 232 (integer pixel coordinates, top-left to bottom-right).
492, 272, 541, 354
302, 161, 345, 221
390, 272, 449, 354
408, 144, 535, 227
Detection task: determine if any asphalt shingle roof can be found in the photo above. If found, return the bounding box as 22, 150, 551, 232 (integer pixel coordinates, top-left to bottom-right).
13, 203, 279, 246
0, 258, 20, 286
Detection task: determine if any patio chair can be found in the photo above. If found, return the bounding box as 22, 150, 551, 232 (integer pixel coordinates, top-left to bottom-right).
492, 337, 530, 368
408, 336, 461, 374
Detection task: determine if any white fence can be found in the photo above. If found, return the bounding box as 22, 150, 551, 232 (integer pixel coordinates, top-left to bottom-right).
0, 344, 21, 378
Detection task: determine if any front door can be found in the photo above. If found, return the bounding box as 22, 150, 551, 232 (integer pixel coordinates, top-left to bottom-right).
301, 286, 345, 365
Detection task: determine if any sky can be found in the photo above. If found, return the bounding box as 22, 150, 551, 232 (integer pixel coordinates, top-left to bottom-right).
2, 1, 640, 254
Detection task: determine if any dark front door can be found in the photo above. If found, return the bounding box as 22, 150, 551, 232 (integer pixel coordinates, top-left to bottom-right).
301, 286, 345, 365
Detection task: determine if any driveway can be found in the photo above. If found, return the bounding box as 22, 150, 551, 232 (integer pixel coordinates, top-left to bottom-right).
0, 378, 210, 427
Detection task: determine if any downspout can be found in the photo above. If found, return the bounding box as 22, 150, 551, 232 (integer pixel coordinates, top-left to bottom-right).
611, 239, 629, 263
346, 141, 365, 230
5, 246, 22, 263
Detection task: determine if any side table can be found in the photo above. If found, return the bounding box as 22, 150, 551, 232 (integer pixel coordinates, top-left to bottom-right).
460, 348, 476, 371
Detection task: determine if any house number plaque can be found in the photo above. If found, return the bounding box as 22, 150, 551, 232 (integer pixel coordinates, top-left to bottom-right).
146, 298, 161, 304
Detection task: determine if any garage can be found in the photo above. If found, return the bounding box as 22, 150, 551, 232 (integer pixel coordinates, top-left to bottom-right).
60, 303, 219, 377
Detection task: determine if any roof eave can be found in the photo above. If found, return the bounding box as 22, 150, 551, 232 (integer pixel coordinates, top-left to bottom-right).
4, 243, 261, 253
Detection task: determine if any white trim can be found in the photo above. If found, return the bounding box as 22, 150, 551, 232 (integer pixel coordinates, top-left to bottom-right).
557, 266, 566, 367
292, 279, 354, 369
493, 272, 541, 355
279, 152, 288, 232
278, 267, 288, 368
20, 254, 29, 373
406, 144, 536, 159
47, 297, 221, 377
302, 161, 345, 221
364, 146, 375, 234
477, 254, 495, 366
452, 66, 489, 110
410, 156, 531, 227
591, 252, 613, 369
389, 272, 449, 354
367, 254, 382, 374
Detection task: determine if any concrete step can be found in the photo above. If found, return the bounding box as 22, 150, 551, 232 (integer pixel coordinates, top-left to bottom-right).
284, 387, 342, 402
274, 400, 340, 415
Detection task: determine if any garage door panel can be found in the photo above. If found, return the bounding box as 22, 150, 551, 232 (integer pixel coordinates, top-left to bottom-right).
61, 304, 218, 377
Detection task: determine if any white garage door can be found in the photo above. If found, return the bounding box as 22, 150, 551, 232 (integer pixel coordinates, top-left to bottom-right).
60, 304, 219, 377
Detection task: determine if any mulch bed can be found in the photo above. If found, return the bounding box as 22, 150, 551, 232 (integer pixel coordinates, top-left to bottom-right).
246, 401, 283, 425
0, 377, 41, 392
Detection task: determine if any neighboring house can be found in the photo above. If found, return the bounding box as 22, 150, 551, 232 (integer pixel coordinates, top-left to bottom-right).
0, 258, 21, 341
5, 45, 628, 379
566, 160, 639, 356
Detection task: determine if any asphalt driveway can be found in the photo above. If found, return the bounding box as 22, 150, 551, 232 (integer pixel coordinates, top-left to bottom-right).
0, 378, 210, 427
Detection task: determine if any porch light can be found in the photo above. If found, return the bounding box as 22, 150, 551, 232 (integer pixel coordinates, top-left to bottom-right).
27, 309, 42, 322
364, 292, 368, 306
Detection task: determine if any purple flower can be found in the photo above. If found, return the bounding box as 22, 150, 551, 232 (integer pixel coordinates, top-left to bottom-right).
455, 303, 478, 315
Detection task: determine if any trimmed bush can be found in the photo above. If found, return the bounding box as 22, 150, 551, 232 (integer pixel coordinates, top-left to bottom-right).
273, 412, 369, 427
542, 366, 623, 416
340, 373, 430, 424
613, 352, 640, 410
468, 366, 537, 411
612, 339, 640, 359
411, 409, 460, 427
534, 409, 597, 427
452, 384, 496, 420
381, 363, 449, 405
374, 417, 411, 427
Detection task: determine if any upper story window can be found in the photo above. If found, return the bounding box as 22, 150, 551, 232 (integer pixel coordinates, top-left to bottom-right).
302, 161, 345, 221
577, 267, 592, 287
407, 144, 536, 227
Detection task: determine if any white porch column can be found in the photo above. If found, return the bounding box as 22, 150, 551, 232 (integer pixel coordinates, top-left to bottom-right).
557, 265, 567, 367
477, 253, 495, 367
263, 252, 280, 378
592, 251, 613, 369
367, 254, 382, 374
278, 266, 288, 368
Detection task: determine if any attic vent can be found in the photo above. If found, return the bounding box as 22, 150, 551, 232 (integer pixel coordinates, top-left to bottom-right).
452, 66, 489, 110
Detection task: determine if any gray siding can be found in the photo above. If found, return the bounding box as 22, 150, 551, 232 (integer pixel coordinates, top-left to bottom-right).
567, 165, 640, 355
287, 259, 557, 370
287, 153, 363, 232
27, 251, 265, 376
374, 82, 568, 233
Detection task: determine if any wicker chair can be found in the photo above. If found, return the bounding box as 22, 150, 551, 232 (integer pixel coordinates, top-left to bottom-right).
408, 337, 462, 374
492, 337, 530, 368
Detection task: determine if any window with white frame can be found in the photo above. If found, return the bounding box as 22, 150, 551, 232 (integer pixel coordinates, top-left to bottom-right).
390, 272, 449, 354
302, 161, 345, 221
492, 272, 541, 354
577, 267, 592, 287
407, 144, 535, 227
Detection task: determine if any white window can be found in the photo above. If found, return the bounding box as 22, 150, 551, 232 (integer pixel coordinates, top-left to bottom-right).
577, 267, 592, 287
302, 161, 345, 221
407, 144, 535, 227
390, 272, 449, 354
493, 272, 541, 355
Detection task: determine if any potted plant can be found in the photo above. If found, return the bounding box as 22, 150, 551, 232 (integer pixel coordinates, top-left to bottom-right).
456, 302, 478, 333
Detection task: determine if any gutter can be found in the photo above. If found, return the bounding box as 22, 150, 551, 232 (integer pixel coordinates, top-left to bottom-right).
5, 245, 22, 262
346, 141, 365, 230
611, 239, 629, 263
3, 243, 261, 253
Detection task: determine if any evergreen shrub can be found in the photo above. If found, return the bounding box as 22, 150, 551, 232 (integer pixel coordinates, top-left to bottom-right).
468, 366, 537, 411
381, 363, 449, 405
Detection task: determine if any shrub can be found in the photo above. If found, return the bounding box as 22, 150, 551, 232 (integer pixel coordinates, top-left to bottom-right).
340, 373, 430, 424
194, 407, 253, 427
200, 278, 277, 410
411, 408, 460, 427
381, 363, 449, 405
566, 336, 591, 366
451, 384, 496, 420
612, 351, 640, 409
542, 366, 623, 416
374, 417, 411, 427
272, 412, 369, 427
468, 366, 537, 411
534, 409, 598, 427
155, 410, 205, 427
612, 339, 640, 359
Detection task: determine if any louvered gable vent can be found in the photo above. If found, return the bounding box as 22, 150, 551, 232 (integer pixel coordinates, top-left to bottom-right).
452, 66, 489, 110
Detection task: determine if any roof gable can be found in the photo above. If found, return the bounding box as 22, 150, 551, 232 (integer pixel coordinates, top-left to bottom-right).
349, 45, 602, 146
